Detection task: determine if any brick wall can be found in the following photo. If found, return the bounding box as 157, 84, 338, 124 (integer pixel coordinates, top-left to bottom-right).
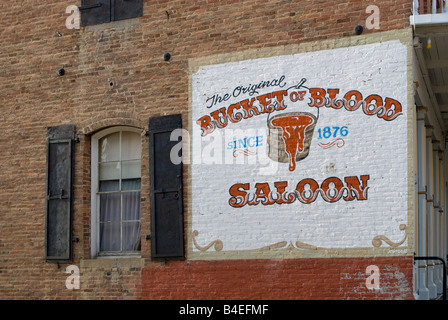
141, 257, 414, 300
0, 0, 413, 299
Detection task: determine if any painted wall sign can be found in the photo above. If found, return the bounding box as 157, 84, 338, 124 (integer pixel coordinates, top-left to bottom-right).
190, 40, 409, 258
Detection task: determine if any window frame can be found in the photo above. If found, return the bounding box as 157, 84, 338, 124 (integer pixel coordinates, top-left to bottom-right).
90, 126, 142, 258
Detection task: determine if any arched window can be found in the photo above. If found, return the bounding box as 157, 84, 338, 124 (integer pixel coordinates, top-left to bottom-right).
91, 127, 142, 257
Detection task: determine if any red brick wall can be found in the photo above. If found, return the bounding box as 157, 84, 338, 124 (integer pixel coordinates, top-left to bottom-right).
141, 257, 414, 300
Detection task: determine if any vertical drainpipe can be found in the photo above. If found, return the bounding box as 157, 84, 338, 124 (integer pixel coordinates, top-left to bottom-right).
417, 107, 430, 300
426, 125, 438, 299
444, 147, 448, 284
433, 140, 444, 293
440, 149, 446, 289
438, 148, 446, 291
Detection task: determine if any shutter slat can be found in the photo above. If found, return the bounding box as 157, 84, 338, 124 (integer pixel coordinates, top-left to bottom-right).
148, 115, 184, 260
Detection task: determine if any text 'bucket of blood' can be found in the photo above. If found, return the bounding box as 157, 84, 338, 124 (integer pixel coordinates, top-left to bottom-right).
267, 81, 318, 172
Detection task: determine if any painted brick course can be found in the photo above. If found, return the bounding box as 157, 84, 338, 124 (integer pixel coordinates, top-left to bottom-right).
0, 0, 414, 300
141, 257, 414, 300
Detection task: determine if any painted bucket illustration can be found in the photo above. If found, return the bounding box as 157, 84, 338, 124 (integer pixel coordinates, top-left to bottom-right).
267, 83, 318, 171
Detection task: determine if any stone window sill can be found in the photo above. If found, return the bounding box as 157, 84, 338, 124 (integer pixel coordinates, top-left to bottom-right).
80, 257, 145, 269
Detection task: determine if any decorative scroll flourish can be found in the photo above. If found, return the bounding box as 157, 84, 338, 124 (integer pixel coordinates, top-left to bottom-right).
192, 230, 223, 252
372, 224, 407, 247
318, 138, 345, 149
295, 240, 320, 250
258, 240, 321, 251
233, 149, 257, 157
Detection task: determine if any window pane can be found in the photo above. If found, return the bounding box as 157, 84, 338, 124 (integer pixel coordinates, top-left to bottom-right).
99, 132, 120, 162
122, 222, 141, 251
99, 180, 119, 192
123, 191, 141, 220
100, 222, 121, 252
121, 131, 141, 160
122, 160, 141, 179
122, 178, 141, 191
99, 161, 121, 183
100, 193, 121, 222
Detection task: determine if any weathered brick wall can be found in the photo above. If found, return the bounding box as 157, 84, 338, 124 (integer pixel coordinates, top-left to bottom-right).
0, 0, 413, 299
142, 257, 414, 300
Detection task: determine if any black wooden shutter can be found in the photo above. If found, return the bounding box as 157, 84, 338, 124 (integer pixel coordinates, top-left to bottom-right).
80, 0, 142, 26
80, 0, 111, 27
45, 125, 75, 262
148, 114, 184, 260
113, 0, 143, 21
